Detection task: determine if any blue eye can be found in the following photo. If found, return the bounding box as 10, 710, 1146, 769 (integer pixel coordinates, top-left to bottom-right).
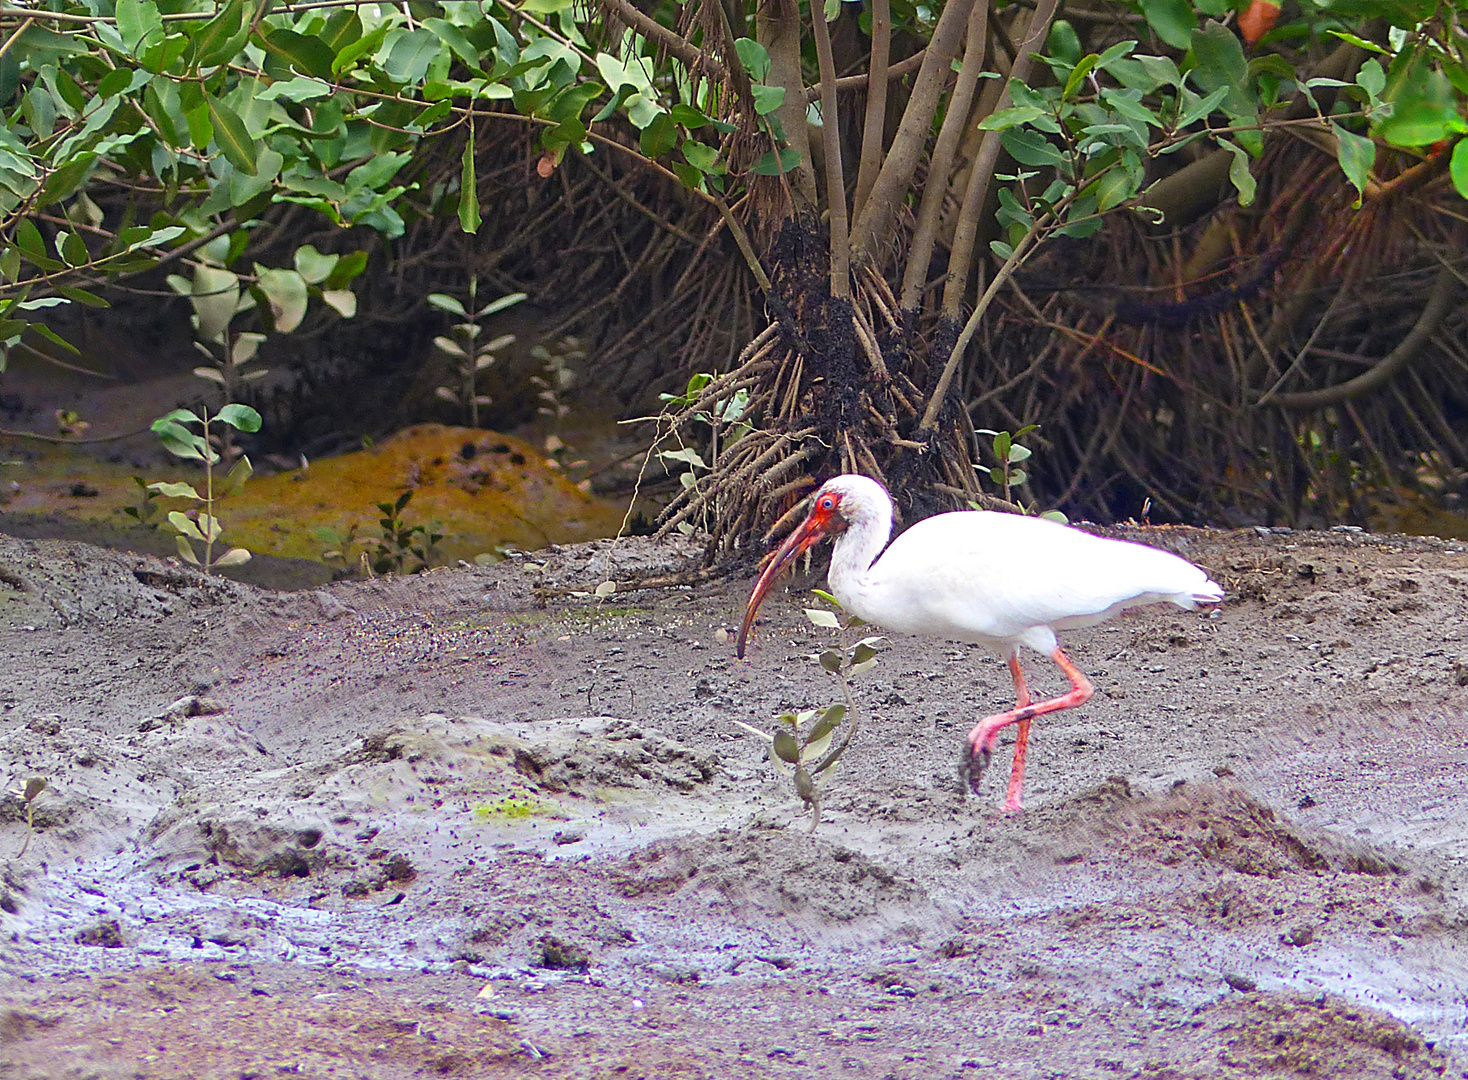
820, 496, 834, 510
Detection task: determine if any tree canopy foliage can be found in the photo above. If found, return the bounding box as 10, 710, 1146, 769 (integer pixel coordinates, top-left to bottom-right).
1, 0, 1466, 538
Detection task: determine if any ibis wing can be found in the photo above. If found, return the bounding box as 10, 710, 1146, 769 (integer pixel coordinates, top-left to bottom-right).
862, 511, 1216, 642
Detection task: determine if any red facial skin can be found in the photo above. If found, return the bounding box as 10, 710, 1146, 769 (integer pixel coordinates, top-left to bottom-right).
736, 491, 848, 658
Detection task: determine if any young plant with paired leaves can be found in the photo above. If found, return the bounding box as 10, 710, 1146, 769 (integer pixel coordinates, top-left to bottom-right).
149, 403, 261, 572
735, 591, 882, 831
429, 279, 525, 428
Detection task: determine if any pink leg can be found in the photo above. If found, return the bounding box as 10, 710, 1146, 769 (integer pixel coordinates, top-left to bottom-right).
1005, 655, 1032, 813
964, 647, 1094, 811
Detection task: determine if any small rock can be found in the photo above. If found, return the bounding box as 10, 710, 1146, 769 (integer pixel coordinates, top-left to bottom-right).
537, 936, 590, 973
1223, 972, 1257, 992
1281, 923, 1315, 947
74, 919, 123, 948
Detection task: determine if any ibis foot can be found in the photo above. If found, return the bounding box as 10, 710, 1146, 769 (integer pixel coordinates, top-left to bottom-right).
960, 740, 991, 795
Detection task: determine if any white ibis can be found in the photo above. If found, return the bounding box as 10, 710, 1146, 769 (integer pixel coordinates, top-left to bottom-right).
737, 474, 1223, 811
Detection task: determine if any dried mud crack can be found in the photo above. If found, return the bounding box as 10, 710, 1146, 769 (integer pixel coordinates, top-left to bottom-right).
3, 527, 1468, 1079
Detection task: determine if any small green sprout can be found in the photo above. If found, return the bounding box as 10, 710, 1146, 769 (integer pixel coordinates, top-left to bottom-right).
975, 425, 1068, 523
736, 591, 883, 831
149, 403, 261, 572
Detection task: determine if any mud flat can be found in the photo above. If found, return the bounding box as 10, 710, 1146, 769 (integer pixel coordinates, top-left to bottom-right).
2, 526, 1467, 1079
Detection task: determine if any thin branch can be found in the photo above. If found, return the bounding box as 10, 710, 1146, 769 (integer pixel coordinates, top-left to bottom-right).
898, 0, 988, 313
707, 190, 772, 293
850, 0, 890, 220
809, 0, 850, 299
0, 16, 33, 62
940, 0, 1059, 321
601, 0, 727, 81
803, 49, 926, 103
922, 214, 1050, 431
848, 0, 977, 262
1267, 267, 1457, 409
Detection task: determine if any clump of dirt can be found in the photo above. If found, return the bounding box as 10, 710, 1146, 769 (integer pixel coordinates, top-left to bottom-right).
1217, 994, 1443, 1077
1093, 783, 1335, 877
615, 827, 918, 922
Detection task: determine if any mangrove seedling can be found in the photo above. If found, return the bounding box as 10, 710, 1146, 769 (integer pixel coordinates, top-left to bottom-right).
429, 278, 525, 429
149, 404, 261, 572
735, 591, 883, 831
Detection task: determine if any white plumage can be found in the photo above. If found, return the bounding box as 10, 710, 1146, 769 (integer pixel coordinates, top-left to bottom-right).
738, 474, 1223, 811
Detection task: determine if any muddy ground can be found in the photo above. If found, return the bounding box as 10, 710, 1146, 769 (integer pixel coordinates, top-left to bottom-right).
2, 522, 1468, 1079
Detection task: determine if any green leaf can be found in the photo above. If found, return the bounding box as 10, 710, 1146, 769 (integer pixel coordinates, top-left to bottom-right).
660, 446, 706, 467
324, 250, 367, 289
215, 403, 262, 432
1356, 58, 1386, 101
206, 94, 258, 175
1175, 85, 1228, 129
254, 266, 309, 332
97, 68, 135, 100
1048, 20, 1082, 65
17, 219, 53, 269
189, 0, 246, 67
175, 535, 200, 564
807, 703, 845, 744
384, 28, 440, 85
168, 510, 207, 540
293, 244, 339, 285
1451, 139, 1468, 201
332, 22, 390, 75
117, 0, 164, 56
993, 430, 1012, 460
154, 407, 201, 426
978, 105, 1045, 131
459, 126, 480, 234
805, 608, 841, 628
670, 103, 712, 128
1063, 55, 1098, 102
427, 293, 467, 316
58, 231, 88, 267
734, 38, 771, 82
1375, 96, 1460, 148
1140, 0, 1194, 49
772, 727, 801, 764
214, 547, 252, 567
138, 433, 185, 482
222, 454, 253, 495
751, 84, 785, 115
818, 649, 843, 674
1001, 128, 1065, 168
1103, 89, 1161, 127
33, 323, 79, 355
639, 112, 676, 158
1331, 123, 1374, 206
682, 141, 721, 174
55, 286, 109, 308
755, 148, 802, 175
1219, 138, 1257, 206
1007, 444, 1032, 464
257, 28, 336, 80
35, 154, 96, 209
1188, 21, 1255, 124
424, 18, 481, 68
148, 480, 202, 499
320, 9, 362, 53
